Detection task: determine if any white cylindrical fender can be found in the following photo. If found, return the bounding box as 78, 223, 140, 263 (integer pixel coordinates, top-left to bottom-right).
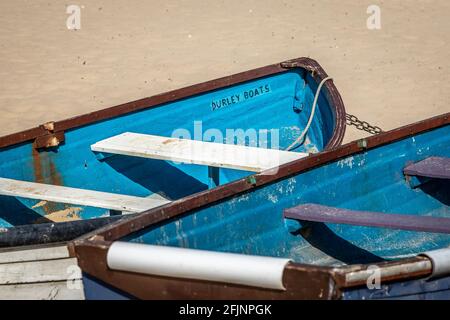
420, 248, 450, 279
107, 242, 291, 290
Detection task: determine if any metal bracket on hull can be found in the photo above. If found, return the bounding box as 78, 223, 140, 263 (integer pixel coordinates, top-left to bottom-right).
280, 61, 316, 75
33, 122, 65, 149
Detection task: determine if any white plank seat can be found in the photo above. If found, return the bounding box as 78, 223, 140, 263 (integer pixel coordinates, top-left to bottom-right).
91, 132, 309, 188
0, 177, 170, 216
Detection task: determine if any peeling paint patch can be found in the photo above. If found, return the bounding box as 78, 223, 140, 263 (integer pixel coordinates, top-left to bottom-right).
35, 207, 82, 223
228, 194, 250, 205
32, 200, 48, 209
356, 157, 366, 167
337, 156, 354, 169
286, 178, 297, 194
303, 136, 319, 154
267, 193, 278, 204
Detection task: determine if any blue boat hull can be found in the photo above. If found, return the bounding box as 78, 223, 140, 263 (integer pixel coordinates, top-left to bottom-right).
0, 58, 345, 241
72, 113, 450, 299
126, 124, 449, 264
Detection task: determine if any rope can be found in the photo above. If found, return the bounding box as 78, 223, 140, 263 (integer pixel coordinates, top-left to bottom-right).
286, 76, 333, 151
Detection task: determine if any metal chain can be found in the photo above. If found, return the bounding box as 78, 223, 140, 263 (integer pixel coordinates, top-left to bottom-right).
345, 113, 383, 135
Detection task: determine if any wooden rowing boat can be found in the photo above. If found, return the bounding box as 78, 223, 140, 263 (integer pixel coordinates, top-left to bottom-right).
0, 57, 345, 247
0, 57, 346, 299
71, 112, 449, 299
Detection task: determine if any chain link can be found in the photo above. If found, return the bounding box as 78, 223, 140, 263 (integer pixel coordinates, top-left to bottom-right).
345, 113, 383, 135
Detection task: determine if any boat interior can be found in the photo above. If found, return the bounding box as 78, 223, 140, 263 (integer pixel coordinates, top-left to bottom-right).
0, 69, 339, 228
123, 123, 449, 266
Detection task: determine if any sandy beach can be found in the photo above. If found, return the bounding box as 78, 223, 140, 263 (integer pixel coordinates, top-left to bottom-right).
0, 0, 449, 142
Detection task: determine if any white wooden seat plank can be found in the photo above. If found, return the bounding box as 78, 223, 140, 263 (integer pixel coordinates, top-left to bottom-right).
0, 280, 85, 300
0, 178, 170, 213
91, 132, 308, 172
0, 257, 80, 285
0, 245, 69, 264
0, 245, 84, 299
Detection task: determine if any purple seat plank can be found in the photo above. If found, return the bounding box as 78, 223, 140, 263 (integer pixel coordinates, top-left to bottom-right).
404, 157, 450, 179
284, 204, 450, 234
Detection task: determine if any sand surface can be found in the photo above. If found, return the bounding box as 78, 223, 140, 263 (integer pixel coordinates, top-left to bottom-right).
0, 0, 449, 142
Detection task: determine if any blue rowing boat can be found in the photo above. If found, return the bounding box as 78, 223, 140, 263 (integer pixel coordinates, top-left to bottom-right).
0, 58, 345, 247
72, 113, 450, 299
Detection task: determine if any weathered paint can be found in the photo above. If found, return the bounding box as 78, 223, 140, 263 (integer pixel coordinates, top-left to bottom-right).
125, 124, 449, 265
32, 148, 65, 215
35, 207, 82, 223
0, 66, 341, 228
72, 114, 450, 299
0, 244, 84, 300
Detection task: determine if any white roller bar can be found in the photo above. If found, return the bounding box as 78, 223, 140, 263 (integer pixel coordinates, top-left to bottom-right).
106, 242, 291, 290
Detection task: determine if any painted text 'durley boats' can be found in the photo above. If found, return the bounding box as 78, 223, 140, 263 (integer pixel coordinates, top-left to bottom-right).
211, 84, 271, 111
